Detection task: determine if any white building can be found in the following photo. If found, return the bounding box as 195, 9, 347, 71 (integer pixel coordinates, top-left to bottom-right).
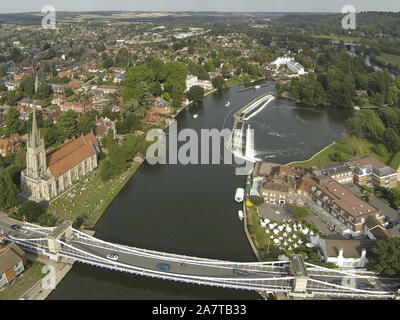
287, 60, 306, 75
272, 56, 294, 69
272, 56, 307, 75
310, 236, 375, 268
185, 75, 213, 92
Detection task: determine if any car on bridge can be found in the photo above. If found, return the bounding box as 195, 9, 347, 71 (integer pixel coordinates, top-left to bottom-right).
156, 263, 170, 271
358, 283, 375, 291
106, 254, 119, 261
233, 269, 249, 276
11, 225, 21, 231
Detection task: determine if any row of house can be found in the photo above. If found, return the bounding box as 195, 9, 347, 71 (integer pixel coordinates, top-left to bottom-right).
317, 157, 398, 189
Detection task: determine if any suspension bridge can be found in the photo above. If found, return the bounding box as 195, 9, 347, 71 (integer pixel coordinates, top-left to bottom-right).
0, 220, 397, 300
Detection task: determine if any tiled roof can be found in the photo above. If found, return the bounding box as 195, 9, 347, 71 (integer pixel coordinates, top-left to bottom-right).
324, 239, 376, 259
0, 243, 25, 274
304, 175, 380, 218
47, 132, 98, 178
357, 156, 387, 169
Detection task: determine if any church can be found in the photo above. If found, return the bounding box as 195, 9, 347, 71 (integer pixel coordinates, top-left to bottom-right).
21, 108, 99, 201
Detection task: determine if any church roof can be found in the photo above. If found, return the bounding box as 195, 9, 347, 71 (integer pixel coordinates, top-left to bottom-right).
47, 132, 98, 178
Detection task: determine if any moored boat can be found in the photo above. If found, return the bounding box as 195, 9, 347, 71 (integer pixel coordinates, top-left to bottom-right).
235, 188, 245, 203
238, 210, 244, 221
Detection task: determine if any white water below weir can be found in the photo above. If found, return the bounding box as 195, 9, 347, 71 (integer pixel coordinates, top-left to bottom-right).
230, 124, 244, 154
245, 124, 256, 159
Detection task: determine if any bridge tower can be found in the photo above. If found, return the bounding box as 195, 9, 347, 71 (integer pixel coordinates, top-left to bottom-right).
46, 221, 73, 260
289, 254, 309, 293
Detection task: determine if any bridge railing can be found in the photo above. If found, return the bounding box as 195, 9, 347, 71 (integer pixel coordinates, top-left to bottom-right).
71, 229, 289, 269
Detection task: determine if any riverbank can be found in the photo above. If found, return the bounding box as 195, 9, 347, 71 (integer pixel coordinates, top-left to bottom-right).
287, 134, 397, 169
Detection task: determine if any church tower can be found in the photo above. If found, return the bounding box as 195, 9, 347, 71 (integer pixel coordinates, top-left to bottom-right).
26, 107, 47, 179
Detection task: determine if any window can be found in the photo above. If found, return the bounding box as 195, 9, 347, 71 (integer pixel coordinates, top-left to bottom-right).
13, 261, 24, 276
0, 273, 7, 288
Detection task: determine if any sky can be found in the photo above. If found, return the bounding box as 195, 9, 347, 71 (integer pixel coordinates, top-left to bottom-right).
0, 0, 399, 13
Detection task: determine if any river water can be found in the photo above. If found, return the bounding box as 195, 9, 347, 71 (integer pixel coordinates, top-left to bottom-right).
48, 84, 351, 300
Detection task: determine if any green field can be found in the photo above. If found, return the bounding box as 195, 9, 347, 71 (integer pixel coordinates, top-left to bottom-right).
48, 161, 141, 227
376, 53, 400, 67
289, 135, 395, 169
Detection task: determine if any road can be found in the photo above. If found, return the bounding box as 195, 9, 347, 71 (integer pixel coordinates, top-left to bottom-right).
1, 221, 399, 298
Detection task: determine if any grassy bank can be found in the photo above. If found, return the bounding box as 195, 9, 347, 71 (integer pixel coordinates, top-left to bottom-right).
48, 161, 141, 227
376, 53, 400, 67
0, 262, 46, 300
289, 134, 396, 169
246, 206, 280, 261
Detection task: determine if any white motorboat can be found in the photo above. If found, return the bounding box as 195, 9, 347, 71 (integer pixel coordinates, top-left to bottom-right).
238, 210, 244, 221
254, 85, 261, 90
225, 101, 231, 107
235, 188, 245, 203
193, 114, 198, 119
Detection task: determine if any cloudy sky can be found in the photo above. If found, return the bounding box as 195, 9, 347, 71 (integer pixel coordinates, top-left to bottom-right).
1, 0, 399, 13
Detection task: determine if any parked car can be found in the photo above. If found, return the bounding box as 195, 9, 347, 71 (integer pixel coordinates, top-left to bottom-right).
156, 263, 170, 271
106, 254, 119, 261
233, 269, 249, 276
11, 225, 21, 231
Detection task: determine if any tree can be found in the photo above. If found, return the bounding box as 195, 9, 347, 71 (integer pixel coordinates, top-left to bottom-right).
384, 128, 400, 153
17, 201, 45, 223
57, 110, 78, 142
122, 64, 155, 102
3, 172, 18, 208
368, 238, 400, 276
249, 196, 264, 207
115, 48, 130, 67
77, 114, 95, 135
35, 83, 53, 100
212, 76, 225, 91
122, 134, 137, 158
5, 106, 20, 135
187, 85, 204, 102
0, 63, 8, 77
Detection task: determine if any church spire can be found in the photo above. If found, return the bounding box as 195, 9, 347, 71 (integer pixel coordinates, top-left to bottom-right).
34, 73, 40, 93
30, 107, 40, 149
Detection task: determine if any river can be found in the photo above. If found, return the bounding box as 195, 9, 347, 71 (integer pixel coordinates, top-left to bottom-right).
48, 84, 351, 300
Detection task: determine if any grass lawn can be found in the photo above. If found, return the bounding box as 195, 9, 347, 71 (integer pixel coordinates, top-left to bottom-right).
48, 161, 141, 227
246, 206, 280, 261
289, 135, 395, 168
0, 262, 46, 300
376, 53, 400, 67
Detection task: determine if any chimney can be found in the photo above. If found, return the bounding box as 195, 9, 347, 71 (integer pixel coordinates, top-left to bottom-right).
361, 249, 367, 258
